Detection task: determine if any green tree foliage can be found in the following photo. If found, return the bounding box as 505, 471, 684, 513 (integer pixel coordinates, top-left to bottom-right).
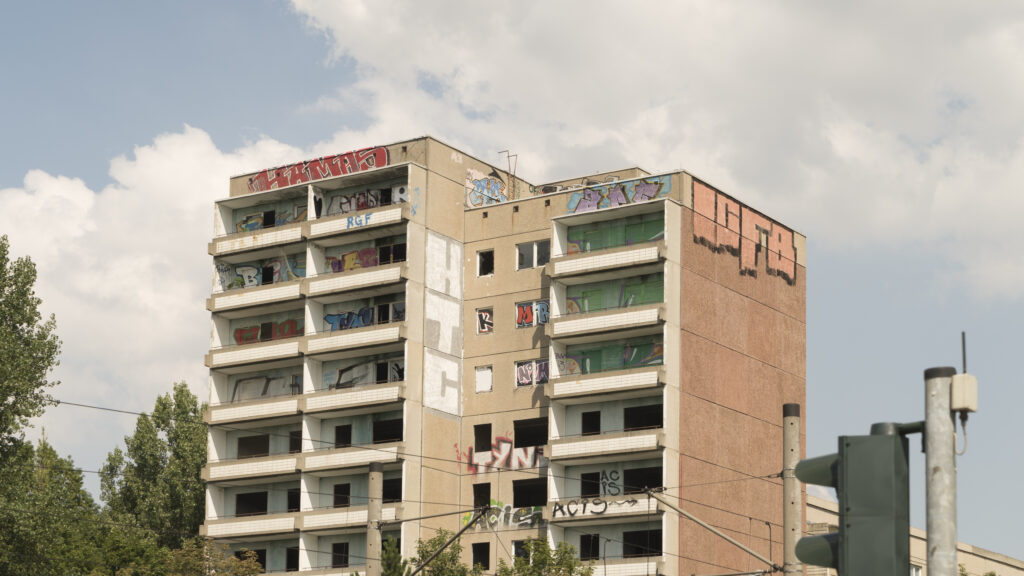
409, 530, 481, 576
496, 539, 592, 576
100, 382, 207, 550
0, 234, 61, 457
383, 536, 411, 576
0, 438, 104, 575
167, 538, 262, 576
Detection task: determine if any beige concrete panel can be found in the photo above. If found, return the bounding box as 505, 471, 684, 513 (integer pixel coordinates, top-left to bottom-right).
423, 170, 467, 242
463, 290, 550, 359
462, 350, 550, 416
465, 195, 559, 243
405, 164, 428, 226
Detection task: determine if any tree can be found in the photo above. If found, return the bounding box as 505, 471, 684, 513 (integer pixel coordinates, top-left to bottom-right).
167, 538, 262, 576
0, 438, 104, 576
409, 530, 481, 576
383, 536, 411, 576
101, 382, 207, 549
0, 234, 61, 457
495, 539, 593, 576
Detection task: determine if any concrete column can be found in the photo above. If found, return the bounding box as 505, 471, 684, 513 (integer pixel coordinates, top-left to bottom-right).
925, 367, 958, 576
367, 462, 384, 576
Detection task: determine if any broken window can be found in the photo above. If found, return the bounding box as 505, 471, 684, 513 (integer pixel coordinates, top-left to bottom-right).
332, 543, 349, 568
289, 430, 302, 454
513, 418, 547, 448
335, 425, 352, 448
472, 542, 490, 570
237, 434, 269, 459
236, 549, 267, 571
513, 540, 530, 561
579, 534, 600, 560
624, 404, 663, 431
512, 478, 547, 507
623, 466, 663, 494
235, 491, 268, 516
622, 529, 662, 558
580, 472, 600, 498
581, 411, 601, 436
474, 424, 492, 452
261, 265, 276, 285
516, 240, 551, 270
259, 322, 274, 342
262, 210, 276, 228
333, 483, 351, 508
286, 547, 299, 572
372, 418, 403, 443
478, 250, 494, 276
287, 488, 300, 512
473, 483, 491, 508
382, 478, 402, 503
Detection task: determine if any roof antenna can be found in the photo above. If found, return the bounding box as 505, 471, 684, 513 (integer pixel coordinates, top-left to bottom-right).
499, 150, 518, 199
961, 331, 967, 373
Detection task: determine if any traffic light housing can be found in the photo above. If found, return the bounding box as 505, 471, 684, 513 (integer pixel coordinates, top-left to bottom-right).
796, 432, 910, 576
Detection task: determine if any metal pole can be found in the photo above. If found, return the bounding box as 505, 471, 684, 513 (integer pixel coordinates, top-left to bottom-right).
367, 462, 384, 576
924, 367, 957, 576
782, 403, 801, 576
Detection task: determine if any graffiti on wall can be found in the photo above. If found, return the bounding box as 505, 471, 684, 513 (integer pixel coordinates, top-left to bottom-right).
247, 147, 389, 192
692, 180, 797, 285
329, 358, 404, 389
624, 341, 664, 367
551, 497, 639, 518
515, 359, 549, 387
515, 300, 549, 328
466, 168, 510, 207
462, 499, 545, 530
455, 435, 548, 474
325, 308, 374, 331
235, 204, 307, 233
325, 186, 408, 217
216, 255, 305, 291
477, 309, 494, 334
599, 469, 621, 495
230, 373, 299, 402
555, 352, 584, 376
233, 318, 303, 344
566, 176, 672, 214
327, 247, 379, 273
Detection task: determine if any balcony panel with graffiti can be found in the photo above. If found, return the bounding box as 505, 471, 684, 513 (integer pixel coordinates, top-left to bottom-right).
555, 336, 663, 379
211, 196, 308, 256
206, 367, 304, 424
303, 355, 405, 414
566, 212, 665, 255
321, 295, 406, 334
564, 275, 663, 316
213, 251, 306, 292
228, 312, 306, 346
461, 498, 546, 532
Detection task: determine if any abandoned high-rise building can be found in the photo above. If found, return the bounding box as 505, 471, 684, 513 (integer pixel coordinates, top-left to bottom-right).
202, 136, 806, 575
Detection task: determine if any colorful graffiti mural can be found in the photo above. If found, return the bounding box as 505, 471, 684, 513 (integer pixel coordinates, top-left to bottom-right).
566, 176, 672, 214
216, 255, 305, 291
555, 352, 584, 376
466, 168, 510, 207
233, 318, 303, 344
325, 186, 408, 216
325, 308, 374, 331
327, 247, 379, 273
454, 435, 548, 474
234, 204, 307, 233
247, 146, 389, 192
462, 499, 545, 530
477, 309, 494, 334
692, 180, 797, 285
515, 300, 549, 328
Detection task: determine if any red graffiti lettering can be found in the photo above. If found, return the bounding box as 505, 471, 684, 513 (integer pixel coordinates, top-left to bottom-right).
247, 146, 390, 192
233, 327, 260, 344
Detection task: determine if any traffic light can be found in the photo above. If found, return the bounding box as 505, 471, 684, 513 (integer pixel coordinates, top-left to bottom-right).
796, 431, 910, 576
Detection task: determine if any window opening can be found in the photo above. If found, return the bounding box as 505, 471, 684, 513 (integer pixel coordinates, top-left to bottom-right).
472, 542, 490, 570
580, 534, 600, 560
333, 483, 351, 508
513, 418, 547, 448
474, 424, 492, 452
383, 478, 402, 503
372, 418, 403, 443
261, 265, 276, 285
335, 425, 352, 448
473, 483, 491, 509
262, 210, 276, 228
622, 529, 662, 557
623, 466, 663, 494
513, 540, 530, 561
286, 547, 299, 572
237, 434, 269, 459
580, 472, 601, 498
624, 404, 663, 431
332, 542, 350, 568
259, 322, 274, 342
236, 549, 267, 571
289, 430, 302, 454
287, 488, 300, 512
512, 478, 547, 507
235, 492, 268, 516
581, 411, 601, 436
478, 250, 494, 276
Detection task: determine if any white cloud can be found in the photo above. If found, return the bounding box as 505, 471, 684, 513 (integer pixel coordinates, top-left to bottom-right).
291, 0, 1024, 298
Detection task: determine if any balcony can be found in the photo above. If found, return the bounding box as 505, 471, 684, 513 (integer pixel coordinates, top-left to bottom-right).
550, 366, 665, 404
550, 303, 664, 343
590, 557, 666, 576
302, 441, 403, 473
300, 566, 367, 576
547, 429, 664, 465
298, 503, 400, 532
208, 280, 303, 314
209, 221, 304, 257
202, 453, 301, 482
306, 205, 409, 240
548, 242, 664, 280
206, 338, 303, 369
549, 495, 661, 524
302, 324, 405, 357
201, 511, 298, 538
205, 394, 302, 425
305, 262, 407, 300
303, 383, 405, 415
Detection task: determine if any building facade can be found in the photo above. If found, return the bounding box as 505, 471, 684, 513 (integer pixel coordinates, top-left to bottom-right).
202, 136, 807, 575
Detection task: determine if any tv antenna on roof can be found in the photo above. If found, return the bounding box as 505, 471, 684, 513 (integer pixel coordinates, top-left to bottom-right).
499, 150, 518, 199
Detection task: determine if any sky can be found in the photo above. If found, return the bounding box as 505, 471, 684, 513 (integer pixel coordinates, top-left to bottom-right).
1, 0, 1022, 561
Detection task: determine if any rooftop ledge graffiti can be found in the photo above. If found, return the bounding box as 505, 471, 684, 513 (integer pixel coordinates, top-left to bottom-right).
247, 146, 390, 193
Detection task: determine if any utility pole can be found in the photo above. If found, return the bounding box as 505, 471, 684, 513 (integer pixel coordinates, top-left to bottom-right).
924, 367, 958, 576
367, 462, 383, 576
782, 403, 801, 576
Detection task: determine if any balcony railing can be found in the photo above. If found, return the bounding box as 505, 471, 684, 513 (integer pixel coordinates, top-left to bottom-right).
547, 429, 664, 464
548, 241, 664, 279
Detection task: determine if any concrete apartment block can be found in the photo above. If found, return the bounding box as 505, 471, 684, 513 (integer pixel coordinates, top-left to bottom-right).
204, 136, 807, 575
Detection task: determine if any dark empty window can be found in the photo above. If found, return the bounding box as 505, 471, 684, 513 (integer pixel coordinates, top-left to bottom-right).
261, 265, 275, 285
332, 542, 350, 568
383, 478, 402, 503
478, 250, 494, 276
513, 540, 529, 561
289, 430, 302, 454
472, 542, 490, 570
259, 321, 274, 342
376, 361, 389, 383
624, 404, 663, 431
236, 549, 266, 570
235, 492, 267, 516
513, 418, 547, 448
623, 466, 663, 494
475, 424, 492, 452
287, 488, 300, 512
262, 210, 276, 228
237, 434, 269, 459
536, 241, 550, 266
286, 547, 299, 572
377, 303, 390, 324
512, 478, 547, 507
373, 418, 403, 443
335, 425, 353, 448
622, 529, 662, 557
392, 243, 407, 262
580, 534, 600, 560
380, 188, 393, 205
473, 483, 491, 508
580, 472, 600, 498
581, 411, 601, 436
333, 483, 351, 508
